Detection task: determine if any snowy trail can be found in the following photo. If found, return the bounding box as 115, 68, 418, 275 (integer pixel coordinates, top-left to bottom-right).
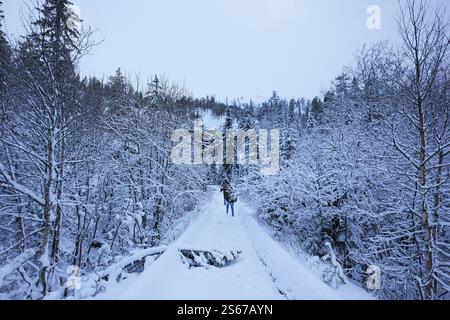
101, 187, 373, 300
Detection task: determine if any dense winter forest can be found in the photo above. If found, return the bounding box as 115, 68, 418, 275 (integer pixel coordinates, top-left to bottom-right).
0, 0, 449, 300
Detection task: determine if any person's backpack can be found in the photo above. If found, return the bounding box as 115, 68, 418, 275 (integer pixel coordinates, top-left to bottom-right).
229, 191, 238, 203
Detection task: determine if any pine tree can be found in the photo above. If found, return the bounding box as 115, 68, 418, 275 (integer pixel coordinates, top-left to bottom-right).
0, 0, 10, 136
34, 0, 80, 53
268, 91, 284, 128
222, 108, 234, 181
0, 0, 11, 92
311, 97, 323, 120
31, 0, 80, 99
145, 75, 164, 107
238, 105, 255, 131
0, 1, 4, 33
0, 1, 5, 43
281, 99, 297, 162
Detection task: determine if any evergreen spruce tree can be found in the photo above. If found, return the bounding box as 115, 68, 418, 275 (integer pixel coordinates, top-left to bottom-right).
311, 96, 323, 121
0, 1, 11, 94
281, 99, 297, 162
145, 75, 164, 107
222, 107, 234, 182
238, 104, 256, 131
0, 0, 10, 136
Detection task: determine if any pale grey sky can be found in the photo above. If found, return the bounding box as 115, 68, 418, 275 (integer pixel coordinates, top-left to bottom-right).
3, 0, 448, 101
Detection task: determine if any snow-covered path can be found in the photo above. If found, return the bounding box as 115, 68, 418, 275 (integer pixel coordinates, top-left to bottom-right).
101, 188, 373, 300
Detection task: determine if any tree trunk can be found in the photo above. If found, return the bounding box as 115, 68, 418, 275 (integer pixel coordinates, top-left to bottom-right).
38, 128, 55, 297
51, 134, 64, 264
151, 161, 169, 246
417, 96, 433, 300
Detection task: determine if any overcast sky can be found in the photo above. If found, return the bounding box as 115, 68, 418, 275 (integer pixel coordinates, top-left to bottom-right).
3, 0, 448, 101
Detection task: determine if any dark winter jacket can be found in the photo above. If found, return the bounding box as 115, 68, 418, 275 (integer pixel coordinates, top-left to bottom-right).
221, 186, 237, 203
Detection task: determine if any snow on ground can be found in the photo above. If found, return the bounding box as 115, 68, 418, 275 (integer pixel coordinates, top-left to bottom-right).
97, 187, 374, 300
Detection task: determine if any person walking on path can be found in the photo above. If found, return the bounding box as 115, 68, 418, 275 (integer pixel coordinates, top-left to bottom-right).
220, 180, 230, 206
220, 182, 238, 217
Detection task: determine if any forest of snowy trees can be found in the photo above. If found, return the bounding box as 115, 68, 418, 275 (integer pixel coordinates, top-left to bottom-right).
0, 0, 208, 299
0, 0, 449, 300
232, 2, 449, 299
